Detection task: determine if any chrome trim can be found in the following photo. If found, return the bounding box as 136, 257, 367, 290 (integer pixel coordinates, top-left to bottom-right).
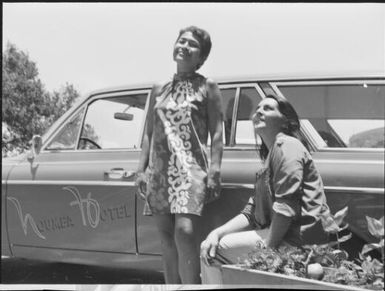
317, 147, 385, 153
272, 80, 385, 86
17, 160, 139, 165
223, 158, 262, 163
271, 83, 285, 99
255, 84, 266, 98
220, 82, 260, 89
22, 156, 382, 165
221, 183, 384, 195
218, 84, 241, 89
89, 89, 151, 102
314, 159, 384, 165
230, 87, 240, 146
223, 183, 254, 189
76, 106, 88, 150
6, 181, 383, 194
138, 91, 151, 147
324, 186, 384, 195
222, 145, 384, 155
6, 180, 136, 186
40, 148, 141, 154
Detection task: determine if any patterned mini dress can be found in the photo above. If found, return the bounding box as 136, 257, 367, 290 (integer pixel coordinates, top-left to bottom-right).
146, 72, 210, 216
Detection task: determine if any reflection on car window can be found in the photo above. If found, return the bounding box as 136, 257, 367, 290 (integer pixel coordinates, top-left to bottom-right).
235, 87, 262, 146
278, 83, 385, 149
221, 88, 237, 146
45, 108, 85, 150
78, 93, 148, 150
208, 88, 236, 147
328, 119, 384, 148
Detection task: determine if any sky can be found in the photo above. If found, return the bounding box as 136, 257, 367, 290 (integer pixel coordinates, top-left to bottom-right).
3, 3, 385, 96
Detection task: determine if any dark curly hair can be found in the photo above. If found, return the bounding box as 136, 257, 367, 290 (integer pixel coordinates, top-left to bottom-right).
176, 25, 212, 70
257, 94, 310, 161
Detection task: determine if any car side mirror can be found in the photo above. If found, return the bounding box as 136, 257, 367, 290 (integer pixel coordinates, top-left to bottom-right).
114, 112, 134, 121
28, 135, 43, 161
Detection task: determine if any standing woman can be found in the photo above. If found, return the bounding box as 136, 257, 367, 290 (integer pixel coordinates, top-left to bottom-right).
136, 26, 223, 284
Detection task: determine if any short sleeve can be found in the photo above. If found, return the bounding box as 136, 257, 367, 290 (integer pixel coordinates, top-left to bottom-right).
240, 196, 258, 228
270, 136, 304, 218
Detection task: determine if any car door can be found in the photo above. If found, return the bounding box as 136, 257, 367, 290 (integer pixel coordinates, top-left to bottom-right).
6, 90, 149, 259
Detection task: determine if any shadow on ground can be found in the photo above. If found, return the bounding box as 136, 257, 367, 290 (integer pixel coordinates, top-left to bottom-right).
1, 258, 165, 284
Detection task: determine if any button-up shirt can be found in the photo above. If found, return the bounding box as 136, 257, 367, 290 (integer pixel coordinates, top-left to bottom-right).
242, 132, 331, 246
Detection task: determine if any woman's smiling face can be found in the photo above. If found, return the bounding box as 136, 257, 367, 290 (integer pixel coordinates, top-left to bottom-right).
252, 98, 286, 135
173, 31, 202, 70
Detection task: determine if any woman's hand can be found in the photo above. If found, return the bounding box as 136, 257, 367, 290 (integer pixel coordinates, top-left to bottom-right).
200, 231, 220, 266
207, 170, 221, 202
135, 172, 147, 200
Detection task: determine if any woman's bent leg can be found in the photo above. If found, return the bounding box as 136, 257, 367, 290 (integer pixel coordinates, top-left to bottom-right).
154, 214, 181, 284
174, 214, 201, 284
200, 229, 268, 284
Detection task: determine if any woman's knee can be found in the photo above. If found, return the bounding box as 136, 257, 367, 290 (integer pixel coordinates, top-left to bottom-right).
175, 214, 199, 242
218, 230, 265, 250
175, 222, 194, 242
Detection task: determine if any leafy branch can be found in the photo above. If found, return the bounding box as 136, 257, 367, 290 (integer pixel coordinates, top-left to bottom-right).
320, 206, 352, 250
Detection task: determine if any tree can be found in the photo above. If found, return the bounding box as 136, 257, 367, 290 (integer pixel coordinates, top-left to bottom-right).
2, 42, 80, 157
43, 83, 80, 130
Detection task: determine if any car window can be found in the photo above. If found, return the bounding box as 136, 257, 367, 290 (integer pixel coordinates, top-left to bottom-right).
207, 88, 236, 147
45, 108, 85, 150
234, 87, 263, 146
78, 93, 148, 150
277, 83, 384, 149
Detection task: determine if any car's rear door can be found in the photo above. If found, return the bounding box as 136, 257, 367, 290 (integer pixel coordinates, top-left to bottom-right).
6, 90, 150, 260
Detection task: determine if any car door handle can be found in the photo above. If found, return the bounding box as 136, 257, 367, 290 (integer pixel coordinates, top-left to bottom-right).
104, 168, 136, 180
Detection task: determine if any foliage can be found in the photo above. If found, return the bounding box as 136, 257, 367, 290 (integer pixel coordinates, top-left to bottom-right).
239, 210, 384, 290
360, 216, 384, 280
2, 42, 80, 157
320, 206, 352, 249
241, 244, 383, 290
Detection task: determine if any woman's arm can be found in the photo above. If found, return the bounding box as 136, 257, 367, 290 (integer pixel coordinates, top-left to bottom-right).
206, 78, 224, 189
135, 84, 160, 192
265, 212, 293, 249
200, 213, 252, 265
267, 136, 304, 248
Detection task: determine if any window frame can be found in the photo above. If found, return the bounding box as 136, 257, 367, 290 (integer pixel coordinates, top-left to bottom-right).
42, 89, 151, 153
234, 84, 265, 148
271, 79, 385, 152
218, 84, 240, 147
218, 82, 266, 150
42, 105, 86, 152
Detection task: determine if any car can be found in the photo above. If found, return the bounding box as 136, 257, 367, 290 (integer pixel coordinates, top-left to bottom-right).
2, 73, 384, 271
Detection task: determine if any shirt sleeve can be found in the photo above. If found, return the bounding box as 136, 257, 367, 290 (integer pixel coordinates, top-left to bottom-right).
270, 137, 304, 218
240, 196, 258, 228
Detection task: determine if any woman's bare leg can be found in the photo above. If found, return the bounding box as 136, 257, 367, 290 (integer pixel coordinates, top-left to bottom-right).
154, 214, 181, 284
174, 214, 201, 284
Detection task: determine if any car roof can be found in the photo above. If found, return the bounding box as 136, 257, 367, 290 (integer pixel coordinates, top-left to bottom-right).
86, 71, 385, 97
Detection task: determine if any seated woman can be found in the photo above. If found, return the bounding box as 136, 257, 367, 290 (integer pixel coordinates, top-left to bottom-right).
200, 94, 333, 283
